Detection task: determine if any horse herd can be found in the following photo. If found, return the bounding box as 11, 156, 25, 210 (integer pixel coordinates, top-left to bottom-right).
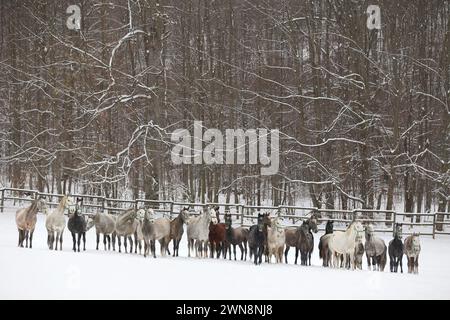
14, 195, 422, 274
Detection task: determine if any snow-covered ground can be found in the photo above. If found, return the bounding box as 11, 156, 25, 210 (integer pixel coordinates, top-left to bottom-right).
1, 208, 449, 299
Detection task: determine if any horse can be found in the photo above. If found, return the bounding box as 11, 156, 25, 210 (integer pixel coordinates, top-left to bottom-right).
115, 207, 139, 253
169, 207, 189, 256
247, 213, 267, 265
224, 213, 248, 261
404, 233, 421, 274
284, 227, 299, 264
266, 216, 285, 263
388, 223, 404, 273
318, 220, 334, 267
45, 194, 76, 250
364, 224, 387, 271
186, 206, 218, 258
354, 237, 365, 270
15, 197, 47, 248
67, 198, 94, 252
328, 221, 364, 269
296, 217, 318, 266
92, 210, 117, 251
141, 208, 171, 258
208, 207, 227, 258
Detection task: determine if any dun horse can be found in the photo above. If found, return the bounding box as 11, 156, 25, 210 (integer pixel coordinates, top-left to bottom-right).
364, 224, 387, 271
404, 233, 421, 274
45, 194, 75, 250
224, 213, 248, 261
388, 223, 404, 273
115, 207, 139, 253
15, 197, 47, 248
92, 210, 117, 251
141, 208, 171, 258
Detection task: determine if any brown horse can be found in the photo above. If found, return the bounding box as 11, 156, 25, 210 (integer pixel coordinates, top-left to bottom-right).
284, 227, 299, 264
169, 207, 189, 256
15, 197, 47, 248
208, 207, 226, 258
224, 213, 249, 260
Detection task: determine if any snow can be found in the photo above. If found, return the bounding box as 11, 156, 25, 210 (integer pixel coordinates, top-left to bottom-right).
1, 208, 450, 299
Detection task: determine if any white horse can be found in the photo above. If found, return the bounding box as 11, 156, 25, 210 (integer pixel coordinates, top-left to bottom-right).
328, 221, 364, 270
267, 216, 285, 263
186, 207, 218, 258
45, 194, 75, 250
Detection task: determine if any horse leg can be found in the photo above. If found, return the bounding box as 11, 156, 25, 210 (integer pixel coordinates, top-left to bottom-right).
107, 235, 111, 251
103, 234, 107, 250
129, 236, 134, 254
399, 254, 403, 273
118, 236, 122, 253
18, 229, 24, 247
414, 256, 419, 274
77, 232, 82, 252
187, 238, 191, 257
83, 232, 86, 251
124, 236, 128, 253
59, 231, 63, 250
96, 233, 100, 250
239, 243, 244, 260
112, 233, 116, 251
233, 244, 237, 261
244, 241, 248, 261
71, 232, 76, 252
160, 238, 166, 257
294, 248, 299, 265
151, 240, 156, 258
284, 246, 290, 264
24, 230, 29, 248
28, 230, 34, 249
173, 238, 177, 257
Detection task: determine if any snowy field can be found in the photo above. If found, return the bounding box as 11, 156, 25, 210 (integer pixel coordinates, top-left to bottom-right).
1, 208, 450, 300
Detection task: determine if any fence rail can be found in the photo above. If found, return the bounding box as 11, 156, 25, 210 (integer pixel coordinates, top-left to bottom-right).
0, 187, 448, 239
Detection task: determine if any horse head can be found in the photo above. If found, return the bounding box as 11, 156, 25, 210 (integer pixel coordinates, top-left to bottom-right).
224, 213, 232, 229
209, 207, 218, 224
257, 213, 264, 232
65, 195, 77, 215
308, 216, 319, 233
352, 221, 364, 239
394, 223, 403, 239
180, 207, 190, 223
136, 207, 146, 222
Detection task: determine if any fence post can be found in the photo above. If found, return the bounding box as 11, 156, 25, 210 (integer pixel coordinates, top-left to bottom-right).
432, 213, 436, 240
392, 211, 396, 237
240, 205, 244, 226
102, 197, 106, 212
0, 189, 4, 213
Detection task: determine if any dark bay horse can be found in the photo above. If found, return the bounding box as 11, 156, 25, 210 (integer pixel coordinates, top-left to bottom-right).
248, 213, 267, 265
319, 220, 334, 267
388, 223, 404, 273
296, 216, 318, 265
224, 213, 248, 260
68, 198, 93, 252
169, 207, 189, 257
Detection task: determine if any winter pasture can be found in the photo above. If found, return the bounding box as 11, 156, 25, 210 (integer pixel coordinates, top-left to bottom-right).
0, 206, 449, 300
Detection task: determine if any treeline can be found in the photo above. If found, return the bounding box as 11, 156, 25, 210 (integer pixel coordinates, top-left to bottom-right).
0, 0, 448, 222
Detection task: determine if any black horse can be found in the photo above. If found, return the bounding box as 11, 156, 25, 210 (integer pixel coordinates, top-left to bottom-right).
248, 213, 266, 265
388, 223, 404, 273
68, 197, 88, 252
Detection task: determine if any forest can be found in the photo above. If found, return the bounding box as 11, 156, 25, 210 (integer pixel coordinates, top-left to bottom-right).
0, 0, 448, 223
